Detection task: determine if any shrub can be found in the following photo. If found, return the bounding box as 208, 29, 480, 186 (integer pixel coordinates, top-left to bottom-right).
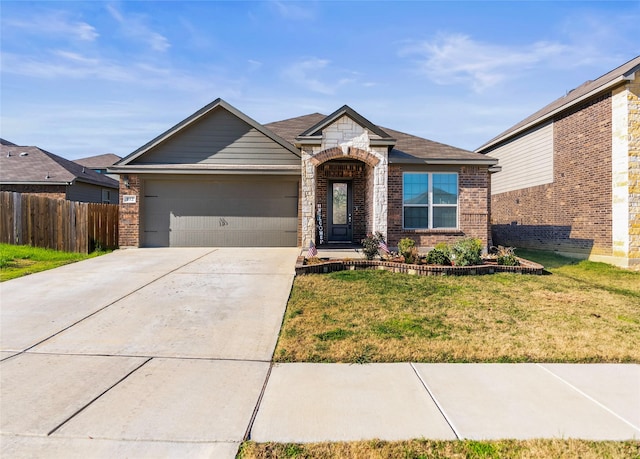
361, 232, 385, 260
451, 238, 483, 266
398, 238, 418, 264
426, 242, 452, 265
496, 246, 520, 266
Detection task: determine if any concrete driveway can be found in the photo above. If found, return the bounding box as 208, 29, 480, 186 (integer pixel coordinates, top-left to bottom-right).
1, 247, 299, 458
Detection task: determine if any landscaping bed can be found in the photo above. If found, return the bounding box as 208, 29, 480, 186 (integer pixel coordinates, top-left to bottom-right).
295, 256, 543, 276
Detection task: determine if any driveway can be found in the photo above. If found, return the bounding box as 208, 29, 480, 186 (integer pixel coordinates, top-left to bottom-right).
1, 247, 300, 458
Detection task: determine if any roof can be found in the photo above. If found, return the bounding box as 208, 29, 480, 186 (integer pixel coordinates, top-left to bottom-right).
266, 114, 495, 165
1, 138, 17, 146
74, 153, 121, 169
477, 55, 640, 152
0, 145, 118, 188
297, 105, 394, 140
116, 98, 300, 166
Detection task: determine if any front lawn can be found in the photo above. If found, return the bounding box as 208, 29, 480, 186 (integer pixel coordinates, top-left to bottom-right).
274, 249, 640, 363
238, 439, 639, 459
0, 244, 107, 281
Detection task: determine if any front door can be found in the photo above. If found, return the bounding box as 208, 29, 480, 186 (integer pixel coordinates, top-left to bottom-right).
327, 181, 353, 242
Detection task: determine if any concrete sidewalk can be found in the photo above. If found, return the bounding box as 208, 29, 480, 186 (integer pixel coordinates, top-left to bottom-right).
251, 363, 640, 443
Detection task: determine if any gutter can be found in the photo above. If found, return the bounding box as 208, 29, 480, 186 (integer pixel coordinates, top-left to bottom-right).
108, 164, 301, 175
477, 73, 635, 152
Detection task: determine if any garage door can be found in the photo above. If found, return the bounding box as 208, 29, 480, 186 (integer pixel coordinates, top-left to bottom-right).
142, 176, 298, 247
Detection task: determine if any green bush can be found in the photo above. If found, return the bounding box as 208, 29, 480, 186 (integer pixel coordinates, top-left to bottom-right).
398, 238, 418, 264
451, 238, 483, 266
496, 246, 520, 266
361, 232, 385, 260
426, 242, 452, 265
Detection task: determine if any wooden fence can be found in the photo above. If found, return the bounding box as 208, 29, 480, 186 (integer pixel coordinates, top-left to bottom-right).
0, 191, 119, 253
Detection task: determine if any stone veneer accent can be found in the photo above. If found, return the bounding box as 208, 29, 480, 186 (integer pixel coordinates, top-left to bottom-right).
387, 165, 491, 249
612, 77, 640, 267
118, 174, 141, 247
300, 115, 388, 248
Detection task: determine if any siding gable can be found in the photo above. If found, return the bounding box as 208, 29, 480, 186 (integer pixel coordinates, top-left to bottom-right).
487, 121, 553, 195
132, 107, 300, 166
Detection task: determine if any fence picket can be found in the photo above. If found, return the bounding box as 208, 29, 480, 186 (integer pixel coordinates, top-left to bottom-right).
0, 191, 119, 253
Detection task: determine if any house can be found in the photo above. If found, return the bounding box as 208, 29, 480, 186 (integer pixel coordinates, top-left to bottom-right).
74, 153, 121, 180
110, 100, 498, 249
476, 56, 640, 269
0, 143, 119, 204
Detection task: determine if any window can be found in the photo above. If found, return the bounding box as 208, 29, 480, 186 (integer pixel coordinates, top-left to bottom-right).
403, 172, 458, 229
102, 189, 111, 204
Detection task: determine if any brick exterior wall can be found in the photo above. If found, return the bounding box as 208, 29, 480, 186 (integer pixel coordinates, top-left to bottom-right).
387, 165, 491, 250
0, 184, 66, 200
315, 160, 369, 243
491, 94, 612, 256
118, 174, 141, 247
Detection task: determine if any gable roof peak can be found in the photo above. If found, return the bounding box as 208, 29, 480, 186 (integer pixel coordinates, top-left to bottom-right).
297, 105, 393, 140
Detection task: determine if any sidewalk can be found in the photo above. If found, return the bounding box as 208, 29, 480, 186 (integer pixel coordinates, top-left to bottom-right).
250, 362, 640, 443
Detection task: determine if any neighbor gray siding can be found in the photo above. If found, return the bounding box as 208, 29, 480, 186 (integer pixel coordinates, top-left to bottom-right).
133, 108, 300, 166
66, 181, 117, 203
487, 121, 553, 195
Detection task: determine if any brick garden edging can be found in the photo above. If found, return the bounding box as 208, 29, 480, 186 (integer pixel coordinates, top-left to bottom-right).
295, 256, 544, 276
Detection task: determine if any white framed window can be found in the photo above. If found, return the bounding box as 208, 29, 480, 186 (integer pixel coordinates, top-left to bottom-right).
403, 172, 458, 229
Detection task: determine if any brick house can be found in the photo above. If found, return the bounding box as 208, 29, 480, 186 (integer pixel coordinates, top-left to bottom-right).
476, 56, 640, 268
110, 101, 498, 250
0, 142, 119, 204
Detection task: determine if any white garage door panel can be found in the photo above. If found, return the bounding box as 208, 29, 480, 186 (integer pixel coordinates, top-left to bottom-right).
143, 178, 298, 247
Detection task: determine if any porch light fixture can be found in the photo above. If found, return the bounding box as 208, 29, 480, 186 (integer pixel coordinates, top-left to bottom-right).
124, 175, 130, 188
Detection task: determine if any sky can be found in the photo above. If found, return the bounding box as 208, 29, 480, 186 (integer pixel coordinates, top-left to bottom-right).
1, 1, 639, 160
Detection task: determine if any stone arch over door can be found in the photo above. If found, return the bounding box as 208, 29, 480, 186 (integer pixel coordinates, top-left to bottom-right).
301, 145, 388, 249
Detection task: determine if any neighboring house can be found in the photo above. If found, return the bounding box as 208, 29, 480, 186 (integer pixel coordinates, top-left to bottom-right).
110, 100, 498, 249
0, 143, 119, 204
476, 56, 640, 268
74, 153, 121, 181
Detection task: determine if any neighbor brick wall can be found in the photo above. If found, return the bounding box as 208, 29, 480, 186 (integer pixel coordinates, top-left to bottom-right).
118, 174, 141, 247
0, 184, 66, 200
491, 93, 612, 255
386, 165, 491, 250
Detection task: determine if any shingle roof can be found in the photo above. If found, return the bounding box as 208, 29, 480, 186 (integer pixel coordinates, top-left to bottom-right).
0, 145, 118, 188
266, 114, 494, 164
0, 138, 17, 146
477, 55, 640, 152
74, 153, 121, 169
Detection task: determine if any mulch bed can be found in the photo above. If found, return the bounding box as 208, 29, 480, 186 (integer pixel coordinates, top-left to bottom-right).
295, 256, 544, 276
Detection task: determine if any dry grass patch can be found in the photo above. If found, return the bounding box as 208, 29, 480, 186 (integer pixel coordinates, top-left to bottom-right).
238, 439, 640, 459
275, 250, 639, 363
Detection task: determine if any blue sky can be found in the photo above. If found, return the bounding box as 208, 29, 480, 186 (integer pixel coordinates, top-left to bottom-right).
1, 1, 639, 160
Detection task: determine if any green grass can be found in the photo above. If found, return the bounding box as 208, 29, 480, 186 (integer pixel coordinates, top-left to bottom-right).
238, 439, 640, 459
275, 249, 640, 363
0, 243, 108, 281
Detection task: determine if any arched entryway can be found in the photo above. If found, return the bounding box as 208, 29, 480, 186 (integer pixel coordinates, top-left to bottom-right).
311, 147, 381, 245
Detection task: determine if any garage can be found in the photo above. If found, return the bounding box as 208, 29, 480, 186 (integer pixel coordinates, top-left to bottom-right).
142, 176, 298, 247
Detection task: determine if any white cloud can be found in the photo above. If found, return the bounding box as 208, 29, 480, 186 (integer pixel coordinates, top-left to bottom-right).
270, 1, 315, 20
106, 4, 170, 52
283, 58, 357, 95
400, 34, 572, 92
4, 12, 98, 42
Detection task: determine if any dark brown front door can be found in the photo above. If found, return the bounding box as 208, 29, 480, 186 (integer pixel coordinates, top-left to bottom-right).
327, 181, 353, 242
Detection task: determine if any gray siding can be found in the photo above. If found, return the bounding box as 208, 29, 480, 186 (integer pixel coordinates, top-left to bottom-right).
142, 176, 298, 247
487, 121, 553, 195
66, 182, 118, 203
134, 108, 300, 166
